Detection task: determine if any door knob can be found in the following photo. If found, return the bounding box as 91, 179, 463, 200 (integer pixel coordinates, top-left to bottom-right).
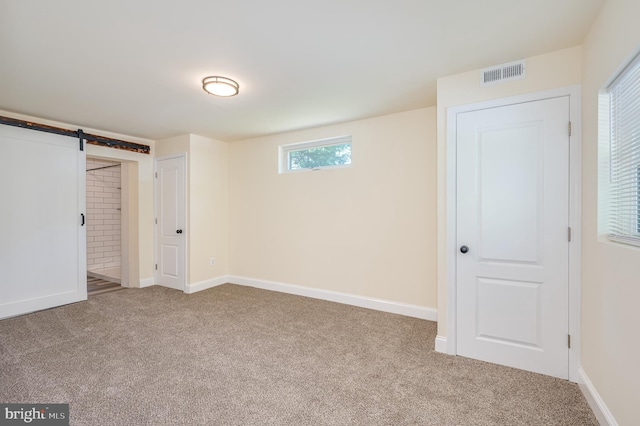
176, 229, 183, 234
460, 245, 469, 254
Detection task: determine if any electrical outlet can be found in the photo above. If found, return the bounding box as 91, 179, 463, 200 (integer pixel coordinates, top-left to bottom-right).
210, 258, 215, 266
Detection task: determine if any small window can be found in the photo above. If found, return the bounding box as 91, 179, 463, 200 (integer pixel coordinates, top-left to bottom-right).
606, 51, 640, 247
279, 135, 352, 173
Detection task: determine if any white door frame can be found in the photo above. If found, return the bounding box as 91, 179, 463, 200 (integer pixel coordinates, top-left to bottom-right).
154, 153, 188, 291
444, 86, 582, 382
86, 155, 130, 288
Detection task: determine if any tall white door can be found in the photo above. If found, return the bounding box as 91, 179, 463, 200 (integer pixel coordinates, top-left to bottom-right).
456, 96, 570, 379
0, 125, 86, 319
155, 155, 186, 291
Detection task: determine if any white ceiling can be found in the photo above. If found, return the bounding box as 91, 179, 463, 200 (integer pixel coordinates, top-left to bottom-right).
0, 0, 604, 142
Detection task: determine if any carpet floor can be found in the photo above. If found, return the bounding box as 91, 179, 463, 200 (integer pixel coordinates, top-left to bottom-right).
0, 284, 597, 425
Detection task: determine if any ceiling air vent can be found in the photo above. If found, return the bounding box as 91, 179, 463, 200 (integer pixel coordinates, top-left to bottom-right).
480, 60, 526, 86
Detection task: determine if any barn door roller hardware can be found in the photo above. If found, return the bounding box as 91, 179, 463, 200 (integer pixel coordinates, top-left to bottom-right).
0, 115, 150, 154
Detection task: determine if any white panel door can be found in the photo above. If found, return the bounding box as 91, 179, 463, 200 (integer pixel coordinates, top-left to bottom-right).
456, 97, 570, 379
155, 156, 185, 291
0, 125, 86, 319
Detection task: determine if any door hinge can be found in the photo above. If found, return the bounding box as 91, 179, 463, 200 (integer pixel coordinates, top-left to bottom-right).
155, 218, 157, 224
568, 227, 572, 242
155, 264, 158, 270
568, 121, 572, 137
568, 334, 571, 349
155, 172, 158, 178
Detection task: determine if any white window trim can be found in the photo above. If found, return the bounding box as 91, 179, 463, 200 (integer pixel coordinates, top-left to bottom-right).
278, 135, 352, 174
601, 48, 640, 248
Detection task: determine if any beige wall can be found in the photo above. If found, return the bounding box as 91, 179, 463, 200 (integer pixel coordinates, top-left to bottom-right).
435, 46, 582, 337
228, 108, 437, 308
581, 0, 640, 423
156, 134, 229, 286
121, 160, 139, 288
155, 134, 190, 158
189, 134, 229, 282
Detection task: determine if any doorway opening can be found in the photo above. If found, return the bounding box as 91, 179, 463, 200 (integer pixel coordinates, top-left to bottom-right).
86, 157, 125, 295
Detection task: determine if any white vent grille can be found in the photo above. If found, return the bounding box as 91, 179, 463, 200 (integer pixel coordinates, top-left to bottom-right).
480, 60, 526, 86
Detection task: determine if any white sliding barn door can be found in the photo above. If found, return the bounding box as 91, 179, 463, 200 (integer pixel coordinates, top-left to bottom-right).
456, 96, 570, 379
0, 125, 86, 319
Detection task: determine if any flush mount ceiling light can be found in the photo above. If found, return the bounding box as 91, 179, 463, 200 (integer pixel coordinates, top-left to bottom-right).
202, 76, 239, 97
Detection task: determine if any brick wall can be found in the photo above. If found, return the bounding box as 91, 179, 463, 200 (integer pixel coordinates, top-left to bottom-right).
86, 158, 121, 273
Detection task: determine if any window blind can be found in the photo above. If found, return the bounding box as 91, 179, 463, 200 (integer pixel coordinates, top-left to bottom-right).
609, 52, 640, 246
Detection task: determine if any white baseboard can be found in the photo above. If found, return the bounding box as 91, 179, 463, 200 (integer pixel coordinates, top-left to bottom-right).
227, 275, 437, 321
434, 335, 448, 354
578, 367, 618, 426
139, 277, 155, 288
185, 276, 229, 294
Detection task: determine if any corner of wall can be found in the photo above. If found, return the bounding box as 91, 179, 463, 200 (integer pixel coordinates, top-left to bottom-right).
578, 367, 618, 426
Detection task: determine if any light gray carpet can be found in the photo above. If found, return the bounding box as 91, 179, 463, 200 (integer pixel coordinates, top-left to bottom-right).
0, 284, 597, 425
